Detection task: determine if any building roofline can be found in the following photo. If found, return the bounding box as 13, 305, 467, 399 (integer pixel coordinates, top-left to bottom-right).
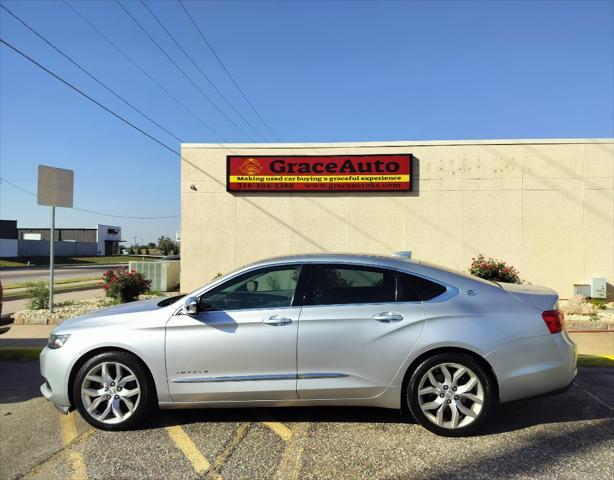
181, 138, 614, 149
18, 227, 98, 230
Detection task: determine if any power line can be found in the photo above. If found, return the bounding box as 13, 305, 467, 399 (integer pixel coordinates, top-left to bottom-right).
61, 0, 226, 143
114, 0, 256, 142
74, 207, 179, 220
0, 36, 179, 157
140, 0, 268, 141
0, 3, 182, 143
178, 0, 280, 142
0, 177, 180, 219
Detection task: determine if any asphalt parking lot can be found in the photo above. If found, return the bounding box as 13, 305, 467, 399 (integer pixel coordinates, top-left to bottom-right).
1, 361, 612, 480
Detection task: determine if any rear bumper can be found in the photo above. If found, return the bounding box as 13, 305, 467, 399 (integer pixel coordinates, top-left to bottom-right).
486, 331, 577, 403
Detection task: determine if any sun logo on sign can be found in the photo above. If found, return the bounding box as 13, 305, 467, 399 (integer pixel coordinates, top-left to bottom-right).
239, 158, 262, 175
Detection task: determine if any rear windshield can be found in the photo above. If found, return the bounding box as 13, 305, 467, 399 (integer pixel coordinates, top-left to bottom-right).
416, 260, 502, 288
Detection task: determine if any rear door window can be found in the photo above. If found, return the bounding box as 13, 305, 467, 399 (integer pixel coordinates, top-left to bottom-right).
304, 264, 448, 305
304, 265, 396, 305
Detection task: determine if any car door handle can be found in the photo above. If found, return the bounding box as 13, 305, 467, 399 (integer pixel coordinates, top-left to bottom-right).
262, 315, 292, 326
373, 312, 404, 323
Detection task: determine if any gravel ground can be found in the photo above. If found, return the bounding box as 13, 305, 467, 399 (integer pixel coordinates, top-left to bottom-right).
12, 294, 165, 325
1, 362, 612, 480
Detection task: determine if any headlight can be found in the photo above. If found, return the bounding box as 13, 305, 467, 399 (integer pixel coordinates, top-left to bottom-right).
47, 334, 71, 349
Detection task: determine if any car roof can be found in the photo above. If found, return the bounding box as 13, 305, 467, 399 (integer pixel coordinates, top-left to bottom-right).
188, 252, 497, 298
242, 253, 498, 289
245, 253, 419, 268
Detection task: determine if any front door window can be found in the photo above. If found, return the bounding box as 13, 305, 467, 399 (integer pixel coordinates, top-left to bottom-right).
199, 265, 301, 311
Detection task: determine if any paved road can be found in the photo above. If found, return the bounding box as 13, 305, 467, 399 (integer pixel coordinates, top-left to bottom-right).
0, 265, 126, 284
1, 361, 612, 480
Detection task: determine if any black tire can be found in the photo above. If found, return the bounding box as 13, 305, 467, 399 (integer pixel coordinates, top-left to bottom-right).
406, 352, 495, 437
73, 351, 155, 431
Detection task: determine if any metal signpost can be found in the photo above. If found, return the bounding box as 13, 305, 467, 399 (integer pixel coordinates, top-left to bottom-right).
37, 165, 74, 313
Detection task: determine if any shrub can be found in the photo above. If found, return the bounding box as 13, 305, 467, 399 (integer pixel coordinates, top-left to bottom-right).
128, 247, 135, 254
469, 254, 521, 284
588, 298, 607, 310
102, 269, 151, 303
25, 281, 49, 310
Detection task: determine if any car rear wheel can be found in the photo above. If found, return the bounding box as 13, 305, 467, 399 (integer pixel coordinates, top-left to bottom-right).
73, 351, 154, 430
407, 352, 495, 436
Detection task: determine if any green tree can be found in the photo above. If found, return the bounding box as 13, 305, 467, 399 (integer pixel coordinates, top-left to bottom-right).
158, 236, 175, 256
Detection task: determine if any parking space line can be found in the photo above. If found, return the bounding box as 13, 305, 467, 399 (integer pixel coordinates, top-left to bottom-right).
213, 422, 251, 476
575, 384, 614, 413
58, 413, 89, 480
262, 421, 293, 441
59, 412, 78, 445
166, 425, 211, 475
67, 450, 87, 480
275, 423, 309, 480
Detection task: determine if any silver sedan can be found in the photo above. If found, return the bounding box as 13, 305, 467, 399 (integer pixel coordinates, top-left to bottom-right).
40, 254, 577, 436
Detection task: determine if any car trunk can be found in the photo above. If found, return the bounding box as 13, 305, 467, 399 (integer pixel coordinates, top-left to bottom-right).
499, 282, 559, 311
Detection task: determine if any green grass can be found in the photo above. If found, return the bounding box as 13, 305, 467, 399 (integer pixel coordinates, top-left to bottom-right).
3, 281, 104, 301
0, 255, 159, 268
0, 347, 43, 361
2, 276, 102, 290
577, 354, 614, 367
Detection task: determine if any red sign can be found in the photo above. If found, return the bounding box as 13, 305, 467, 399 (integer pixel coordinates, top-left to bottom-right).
226, 154, 412, 192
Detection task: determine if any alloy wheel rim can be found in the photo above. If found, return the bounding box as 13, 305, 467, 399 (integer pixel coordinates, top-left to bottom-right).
81, 361, 141, 424
417, 362, 484, 429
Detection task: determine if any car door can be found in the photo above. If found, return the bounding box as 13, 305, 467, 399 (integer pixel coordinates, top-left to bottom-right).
166, 264, 304, 402
297, 263, 428, 399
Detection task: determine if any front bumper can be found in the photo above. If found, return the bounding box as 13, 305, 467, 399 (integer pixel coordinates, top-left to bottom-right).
486, 331, 577, 403
39, 345, 73, 412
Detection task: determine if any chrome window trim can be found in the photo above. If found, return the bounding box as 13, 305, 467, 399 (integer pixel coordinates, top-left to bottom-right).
174, 260, 458, 316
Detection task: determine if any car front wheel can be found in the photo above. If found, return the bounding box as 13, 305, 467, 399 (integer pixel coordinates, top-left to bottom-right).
407, 352, 495, 436
73, 351, 154, 430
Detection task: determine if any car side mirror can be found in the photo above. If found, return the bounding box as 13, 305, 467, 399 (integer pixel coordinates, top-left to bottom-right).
183, 296, 198, 315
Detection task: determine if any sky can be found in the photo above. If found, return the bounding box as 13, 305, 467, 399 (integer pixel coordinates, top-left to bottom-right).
1, 0, 613, 245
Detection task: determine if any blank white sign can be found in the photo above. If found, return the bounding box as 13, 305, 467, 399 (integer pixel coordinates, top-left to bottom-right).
37, 165, 74, 207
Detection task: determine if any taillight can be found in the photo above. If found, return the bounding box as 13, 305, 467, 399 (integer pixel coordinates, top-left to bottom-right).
542, 310, 564, 334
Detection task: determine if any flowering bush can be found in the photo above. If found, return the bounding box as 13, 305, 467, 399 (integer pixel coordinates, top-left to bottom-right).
469, 254, 521, 284
102, 269, 151, 303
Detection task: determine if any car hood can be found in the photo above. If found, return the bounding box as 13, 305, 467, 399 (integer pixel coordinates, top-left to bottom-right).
56, 297, 171, 331
500, 282, 558, 311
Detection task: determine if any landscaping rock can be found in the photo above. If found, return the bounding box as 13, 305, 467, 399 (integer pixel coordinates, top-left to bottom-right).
12, 294, 165, 325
